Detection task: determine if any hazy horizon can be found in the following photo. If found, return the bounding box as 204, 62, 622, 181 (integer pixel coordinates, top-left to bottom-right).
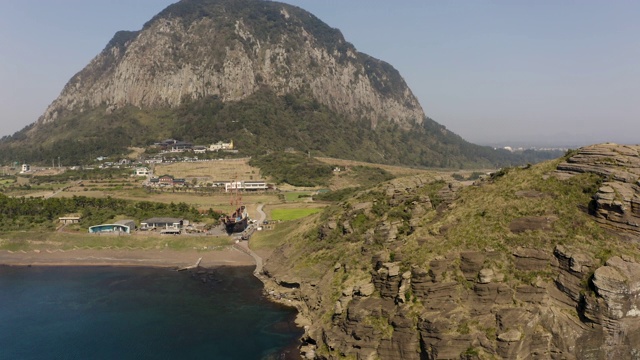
1, 1, 638, 147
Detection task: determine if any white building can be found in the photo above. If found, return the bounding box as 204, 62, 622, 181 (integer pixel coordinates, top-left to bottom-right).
224, 180, 267, 192
209, 140, 234, 151
20, 164, 31, 173
135, 167, 150, 176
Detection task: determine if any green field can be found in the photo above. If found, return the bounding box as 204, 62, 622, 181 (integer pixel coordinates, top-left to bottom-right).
270, 208, 322, 221
283, 191, 314, 202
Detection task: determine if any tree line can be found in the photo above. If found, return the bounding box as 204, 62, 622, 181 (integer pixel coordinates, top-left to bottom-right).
0, 194, 212, 232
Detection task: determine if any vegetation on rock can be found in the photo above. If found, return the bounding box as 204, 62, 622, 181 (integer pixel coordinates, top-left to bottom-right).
262, 145, 640, 359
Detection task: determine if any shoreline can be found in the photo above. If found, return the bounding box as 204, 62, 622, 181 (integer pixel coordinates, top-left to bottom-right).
0, 245, 309, 359
0, 247, 255, 268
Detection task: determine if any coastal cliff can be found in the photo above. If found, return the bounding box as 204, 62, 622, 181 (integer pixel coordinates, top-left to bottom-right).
262, 143, 640, 359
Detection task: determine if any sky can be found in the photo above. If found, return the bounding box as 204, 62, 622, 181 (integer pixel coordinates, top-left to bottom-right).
1, 1, 639, 147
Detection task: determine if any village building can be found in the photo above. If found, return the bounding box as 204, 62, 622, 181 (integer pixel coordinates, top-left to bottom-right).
20, 164, 31, 173
154, 139, 178, 150
88, 219, 136, 234
115, 219, 136, 231
145, 158, 163, 164
140, 218, 184, 233
150, 174, 186, 187
135, 167, 150, 176
58, 215, 81, 225
193, 146, 207, 154
209, 140, 234, 151
170, 141, 192, 152
224, 180, 268, 192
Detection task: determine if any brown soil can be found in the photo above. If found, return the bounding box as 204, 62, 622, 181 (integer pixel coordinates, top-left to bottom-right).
0, 248, 255, 268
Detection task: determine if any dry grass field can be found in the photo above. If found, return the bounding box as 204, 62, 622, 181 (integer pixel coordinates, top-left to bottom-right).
315, 157, 433, 177
154, 158, 264, 182
54, 188, 280, 215
5, 157, 466, 219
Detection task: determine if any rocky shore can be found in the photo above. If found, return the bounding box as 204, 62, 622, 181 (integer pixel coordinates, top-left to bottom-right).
259, 144, 640, 359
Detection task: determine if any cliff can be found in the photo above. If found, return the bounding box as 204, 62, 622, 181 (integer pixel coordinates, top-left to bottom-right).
37, 0, 423, 130
261, 143, 640, 359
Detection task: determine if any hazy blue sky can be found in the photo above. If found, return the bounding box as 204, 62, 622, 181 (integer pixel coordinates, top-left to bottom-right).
1, 1, 639, 147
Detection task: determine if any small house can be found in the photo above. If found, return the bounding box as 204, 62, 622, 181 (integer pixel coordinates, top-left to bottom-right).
209, 140, 234, 151
140, 217, 183, 231
193, 146, 207, 154
20, 164, 31, 173
170, 141, 192, 152
59, 216, 81, 225
135, 167, 150, 176
158, 174, 175, 186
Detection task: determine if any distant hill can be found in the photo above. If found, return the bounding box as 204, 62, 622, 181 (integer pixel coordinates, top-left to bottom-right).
0, 0, 560, 167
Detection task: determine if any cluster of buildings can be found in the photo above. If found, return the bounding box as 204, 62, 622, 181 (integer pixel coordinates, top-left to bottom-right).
153, 139, 236, 154
60, 215, 192, 235
88, 217, 187, 235
144, 175, 270, 192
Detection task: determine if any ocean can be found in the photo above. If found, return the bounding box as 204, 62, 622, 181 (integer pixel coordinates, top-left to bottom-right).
0, 266, 301, 360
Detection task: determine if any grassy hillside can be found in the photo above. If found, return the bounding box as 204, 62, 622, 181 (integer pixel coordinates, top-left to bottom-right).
0, 90, 562, 168
265, 155, 633, 291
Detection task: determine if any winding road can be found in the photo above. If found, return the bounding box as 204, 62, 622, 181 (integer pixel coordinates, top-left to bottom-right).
233, 203, 266, 276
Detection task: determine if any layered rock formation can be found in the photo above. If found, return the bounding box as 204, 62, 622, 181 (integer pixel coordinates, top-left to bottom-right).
557, 143, 640, 237
262, 144, 640, 359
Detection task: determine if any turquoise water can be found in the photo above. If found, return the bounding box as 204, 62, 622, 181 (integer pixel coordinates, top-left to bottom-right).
0, 266, 301, 359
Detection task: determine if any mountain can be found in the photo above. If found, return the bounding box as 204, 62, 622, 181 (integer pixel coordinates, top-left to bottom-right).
259, 143, 640, 359
0, 0, 559, 167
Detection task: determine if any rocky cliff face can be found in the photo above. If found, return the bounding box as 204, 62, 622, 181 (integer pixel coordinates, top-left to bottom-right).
557, 143, 640, 237
262, 143, 640, 359
36, 0, 424, 130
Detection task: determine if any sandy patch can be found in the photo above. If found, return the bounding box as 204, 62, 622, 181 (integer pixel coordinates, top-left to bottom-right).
0, 247, 255, 268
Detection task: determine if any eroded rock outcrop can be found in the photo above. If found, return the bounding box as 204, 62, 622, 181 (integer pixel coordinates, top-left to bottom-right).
262, 145, 640, 359
557, 143, 640, 237
282, 246, 640, 359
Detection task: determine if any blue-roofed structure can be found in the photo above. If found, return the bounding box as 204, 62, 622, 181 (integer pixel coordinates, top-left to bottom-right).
88, 219, 136, 234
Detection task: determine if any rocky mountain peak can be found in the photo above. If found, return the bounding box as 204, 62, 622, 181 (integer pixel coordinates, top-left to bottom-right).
37, 0, 424, 130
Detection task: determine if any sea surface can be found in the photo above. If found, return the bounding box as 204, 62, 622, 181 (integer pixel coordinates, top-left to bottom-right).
0, 266, 301, 360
